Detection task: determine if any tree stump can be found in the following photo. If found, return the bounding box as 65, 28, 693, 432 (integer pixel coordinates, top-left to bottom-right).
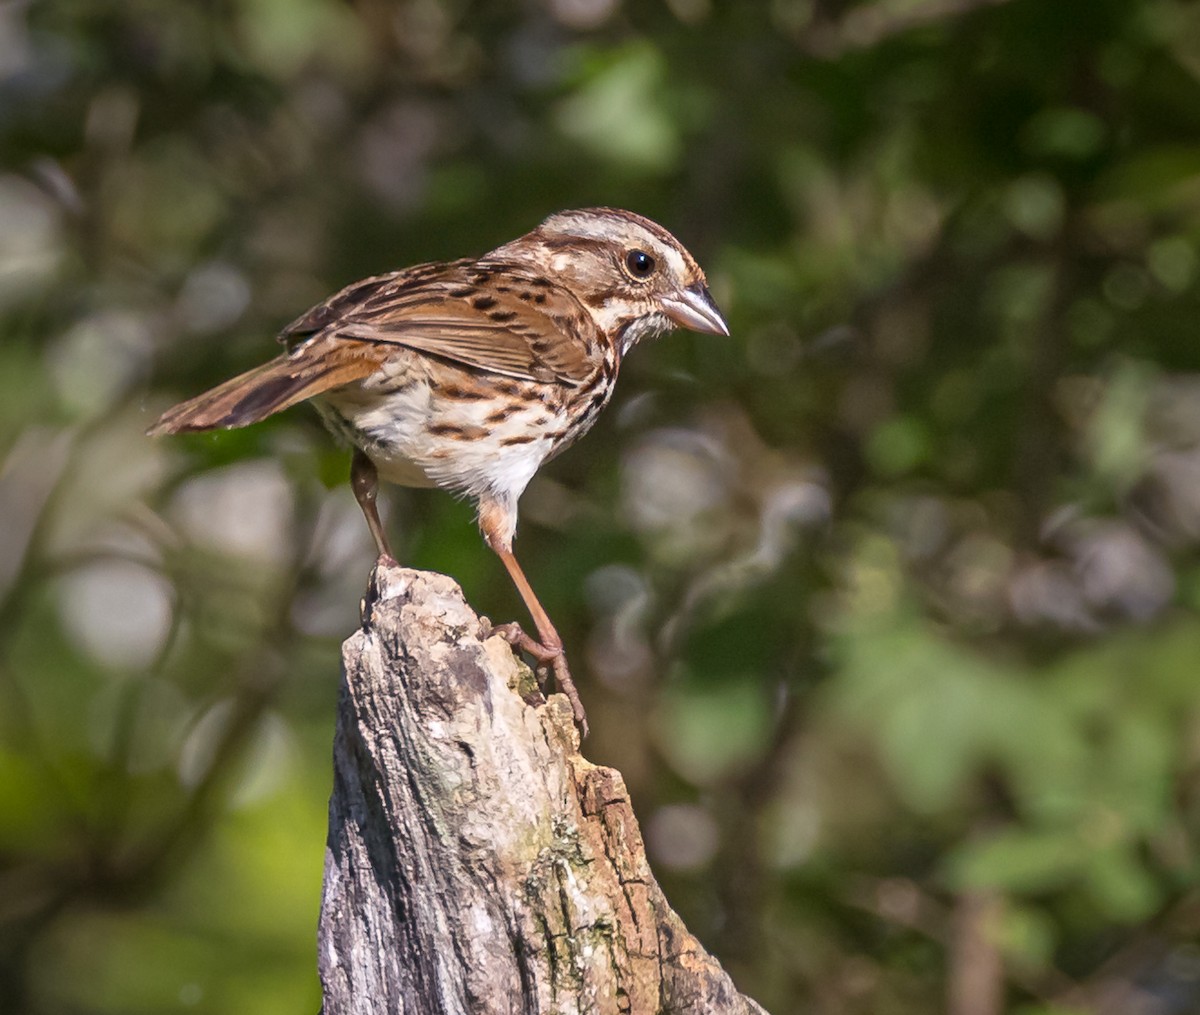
318, 561, 769, 1015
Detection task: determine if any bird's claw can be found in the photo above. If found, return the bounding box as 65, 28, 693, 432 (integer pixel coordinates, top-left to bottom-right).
492, 622, 589, 738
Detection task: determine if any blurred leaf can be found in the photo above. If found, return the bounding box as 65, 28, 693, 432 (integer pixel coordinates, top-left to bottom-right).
1084, 844, 1162, 921
555, 42, 682, 172
1021, 107, 1107, 161
234, 0, 368, 79
865, 415, 932, 477
654, 675, 773, 785
996, 902, 1058, 972
946, 828, 1087, 893
1086, 359, 1155, 490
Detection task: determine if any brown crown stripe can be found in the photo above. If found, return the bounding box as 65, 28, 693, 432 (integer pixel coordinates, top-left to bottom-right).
578, 207, 696, 262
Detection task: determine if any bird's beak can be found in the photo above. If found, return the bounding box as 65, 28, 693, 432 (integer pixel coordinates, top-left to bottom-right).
660, 284, 730, 337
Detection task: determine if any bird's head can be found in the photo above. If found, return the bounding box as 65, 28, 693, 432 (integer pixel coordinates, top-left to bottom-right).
495, 207, 729, 353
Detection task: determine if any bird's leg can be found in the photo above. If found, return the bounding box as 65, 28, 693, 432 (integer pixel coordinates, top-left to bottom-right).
477, 503, 590, 734
477, 498, 587, 735
350, 449, 395, 561
490, 546, 588, 738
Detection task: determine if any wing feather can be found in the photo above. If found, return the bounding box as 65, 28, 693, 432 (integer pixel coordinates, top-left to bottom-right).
282, 261, 600, 385
147, 341, 386, 435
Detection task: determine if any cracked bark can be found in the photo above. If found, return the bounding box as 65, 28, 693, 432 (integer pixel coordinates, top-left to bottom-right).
318, 561, 769, 1015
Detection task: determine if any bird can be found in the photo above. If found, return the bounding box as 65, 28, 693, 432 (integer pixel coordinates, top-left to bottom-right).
147, 207, 729, 735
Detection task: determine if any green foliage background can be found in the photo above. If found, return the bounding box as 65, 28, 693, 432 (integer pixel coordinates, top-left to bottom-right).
3, 1, 1200, 1013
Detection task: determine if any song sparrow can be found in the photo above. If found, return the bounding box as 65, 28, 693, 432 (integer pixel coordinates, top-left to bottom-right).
148, 207, 729, 735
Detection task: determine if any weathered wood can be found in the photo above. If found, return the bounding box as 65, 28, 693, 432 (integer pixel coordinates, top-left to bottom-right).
318, 562, 769, 1015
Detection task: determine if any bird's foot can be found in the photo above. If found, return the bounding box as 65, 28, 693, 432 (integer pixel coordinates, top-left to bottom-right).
493, 622, 589, 739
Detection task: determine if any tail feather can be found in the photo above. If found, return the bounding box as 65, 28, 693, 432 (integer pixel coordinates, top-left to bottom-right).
146, 349, 379, 436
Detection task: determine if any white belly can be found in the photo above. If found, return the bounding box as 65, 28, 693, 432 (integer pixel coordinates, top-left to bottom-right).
316, 371, 560, 504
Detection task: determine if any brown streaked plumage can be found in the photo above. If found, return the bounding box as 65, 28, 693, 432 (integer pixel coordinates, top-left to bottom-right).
148, 207, 729, 735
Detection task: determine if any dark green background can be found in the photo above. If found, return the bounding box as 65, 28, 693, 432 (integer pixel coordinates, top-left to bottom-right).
3, 1, 1200, 1013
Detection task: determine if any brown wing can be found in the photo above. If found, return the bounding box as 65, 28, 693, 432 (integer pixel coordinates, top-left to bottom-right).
149, 268, 451, 434
282, 260, 601, 386
279, 263, 452, 342
146, 339, 386, 435
148, 259, 600, 436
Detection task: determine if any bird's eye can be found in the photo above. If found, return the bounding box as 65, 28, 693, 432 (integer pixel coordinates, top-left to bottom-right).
625, 249, 656, 279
